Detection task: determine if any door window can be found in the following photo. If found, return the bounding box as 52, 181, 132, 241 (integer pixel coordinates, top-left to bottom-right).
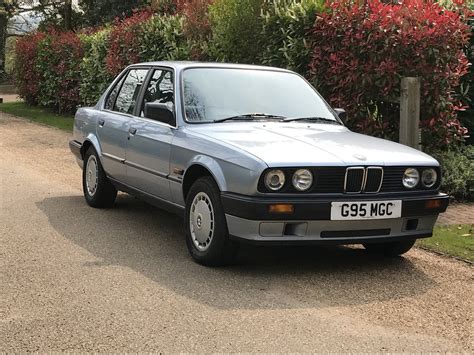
141, 69, 174, 118
104, 75, 126, 111
113, 69, 148, 115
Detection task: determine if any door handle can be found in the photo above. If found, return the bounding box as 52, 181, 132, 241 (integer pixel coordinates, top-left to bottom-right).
129, 127, 137, 135
98, 119, 105, 127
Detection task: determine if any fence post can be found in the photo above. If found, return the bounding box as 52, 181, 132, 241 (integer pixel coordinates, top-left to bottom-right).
399, 77, 421, 150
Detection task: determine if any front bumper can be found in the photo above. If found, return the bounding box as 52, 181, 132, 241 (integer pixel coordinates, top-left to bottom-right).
222, 192, 449, 244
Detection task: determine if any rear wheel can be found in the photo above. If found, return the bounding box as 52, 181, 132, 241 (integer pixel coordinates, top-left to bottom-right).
185, 176, 238, 266
83, 146, 117, 208
363, 240, 416, 257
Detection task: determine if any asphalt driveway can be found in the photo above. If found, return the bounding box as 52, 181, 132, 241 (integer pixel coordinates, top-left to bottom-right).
0, 112, 472, 352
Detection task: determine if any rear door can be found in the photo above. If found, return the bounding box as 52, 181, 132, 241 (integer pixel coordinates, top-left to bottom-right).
98, 68, 149, 181
124, 68, 176, 201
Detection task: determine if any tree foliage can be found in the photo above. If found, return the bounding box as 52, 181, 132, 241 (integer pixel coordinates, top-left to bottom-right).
79, 0, 151, 27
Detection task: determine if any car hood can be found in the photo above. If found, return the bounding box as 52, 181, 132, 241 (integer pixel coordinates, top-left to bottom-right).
185, 122, 438, 167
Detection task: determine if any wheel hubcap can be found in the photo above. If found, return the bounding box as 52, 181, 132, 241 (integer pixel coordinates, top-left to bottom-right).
86, 155, 99, 196
190, 192, 214, 251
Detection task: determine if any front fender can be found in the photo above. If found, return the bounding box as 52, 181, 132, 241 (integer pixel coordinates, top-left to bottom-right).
185, 155, 228, 192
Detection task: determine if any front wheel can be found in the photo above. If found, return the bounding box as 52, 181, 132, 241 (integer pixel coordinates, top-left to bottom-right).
185, 176, 238, 266
363, 239, 416, 257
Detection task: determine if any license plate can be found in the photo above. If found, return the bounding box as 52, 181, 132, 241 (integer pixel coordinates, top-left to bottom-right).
330, 200, 402, 220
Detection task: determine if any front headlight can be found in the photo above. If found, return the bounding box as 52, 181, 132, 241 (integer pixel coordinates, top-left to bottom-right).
265, 169, 286, 191
422, 168, 438, 188
292, 169, 313, 191
402, 168, 420, 189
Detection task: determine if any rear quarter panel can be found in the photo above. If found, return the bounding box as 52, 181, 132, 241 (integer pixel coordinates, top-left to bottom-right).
73, 107, 101, 156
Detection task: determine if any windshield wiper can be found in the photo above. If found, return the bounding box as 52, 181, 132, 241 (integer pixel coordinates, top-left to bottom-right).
283, 116, 340, 124
214, 113, 286, 123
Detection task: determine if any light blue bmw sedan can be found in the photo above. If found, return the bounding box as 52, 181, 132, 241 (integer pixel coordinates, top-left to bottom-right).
70, 61, 449, 265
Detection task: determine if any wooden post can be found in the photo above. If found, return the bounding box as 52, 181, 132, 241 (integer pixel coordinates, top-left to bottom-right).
399, 77, 421, 150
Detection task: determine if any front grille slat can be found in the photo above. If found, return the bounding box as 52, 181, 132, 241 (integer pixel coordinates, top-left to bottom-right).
364, 167, 383, 193
345, 168, 365, 193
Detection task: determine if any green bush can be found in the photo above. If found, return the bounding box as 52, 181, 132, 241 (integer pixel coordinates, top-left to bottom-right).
433, 145, 474, 200
209, 0, 264, 63
80, 29, 113, 107
5, 37, 17, 76
138, 14, 192, 63
260, 0, 324, 75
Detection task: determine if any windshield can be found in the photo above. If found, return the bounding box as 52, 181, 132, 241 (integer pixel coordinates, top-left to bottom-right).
182, 68, 338, 123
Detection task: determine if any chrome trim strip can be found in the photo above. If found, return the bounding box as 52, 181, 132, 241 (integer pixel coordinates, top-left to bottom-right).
344, 167, 366, 194
363, 166, 384, 193
124, 160, 168, 179
102, 152, 125, 163
168, 175, 183, 184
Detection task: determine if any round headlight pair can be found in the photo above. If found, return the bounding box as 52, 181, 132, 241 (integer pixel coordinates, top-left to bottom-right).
264, 169, 313, 191
402, 168, 437, 189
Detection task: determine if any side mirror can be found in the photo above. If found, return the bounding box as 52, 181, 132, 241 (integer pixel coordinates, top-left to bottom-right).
144, 102, 175, 125
334, 108, 347, 123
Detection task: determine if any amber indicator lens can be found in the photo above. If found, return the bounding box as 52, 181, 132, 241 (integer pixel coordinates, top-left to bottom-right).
425, 199, 442, 209
269, 204, 294, 214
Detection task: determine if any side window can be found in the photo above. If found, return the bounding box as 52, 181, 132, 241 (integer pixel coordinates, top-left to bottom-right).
141, 69, 174, 117
113, 69, 148, 115
104, 75, 126, 110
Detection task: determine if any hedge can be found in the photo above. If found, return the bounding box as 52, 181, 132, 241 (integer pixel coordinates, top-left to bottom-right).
208, 0, 264, 63
14, 32, 45, 105
14, 0, 472, 150
260, 0, 325, 76
308, 0, 471, 151
36, 31, 84, 113
80, 29, 113, 107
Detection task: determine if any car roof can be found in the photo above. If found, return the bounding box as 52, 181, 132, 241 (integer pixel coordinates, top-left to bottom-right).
127, 61, 294, 73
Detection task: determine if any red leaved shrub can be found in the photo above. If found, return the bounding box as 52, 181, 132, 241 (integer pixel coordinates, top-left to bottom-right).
176, 0, 214, 60
105, 8, 154, 76
14, 32, 46, 105
36, 30, 84, 113
308, 0, 472, 150
178, 0, 213, 36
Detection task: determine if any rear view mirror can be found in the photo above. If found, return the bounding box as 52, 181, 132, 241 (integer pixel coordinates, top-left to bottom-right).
144, 102, 175, 125
334, 108, 347, 123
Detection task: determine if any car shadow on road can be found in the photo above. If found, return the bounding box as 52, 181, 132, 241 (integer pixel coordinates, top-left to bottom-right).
37, 194, 436, 310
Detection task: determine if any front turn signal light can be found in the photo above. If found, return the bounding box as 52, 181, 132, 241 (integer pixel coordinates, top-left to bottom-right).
425, 199, 443, 209
269, 204, 294, 214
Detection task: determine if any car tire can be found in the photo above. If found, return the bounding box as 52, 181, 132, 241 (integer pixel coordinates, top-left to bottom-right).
83, 146, 117, 208
363, 240, 416, 257
185, 176, 238, 266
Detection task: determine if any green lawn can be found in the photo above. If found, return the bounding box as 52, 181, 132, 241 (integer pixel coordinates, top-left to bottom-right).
418, 224, 473, 263
0, 101, 74, 131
